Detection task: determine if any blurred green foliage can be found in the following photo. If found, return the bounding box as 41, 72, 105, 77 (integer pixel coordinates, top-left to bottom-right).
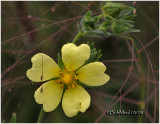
1, 1, 159, 123
79, 2, 139, 40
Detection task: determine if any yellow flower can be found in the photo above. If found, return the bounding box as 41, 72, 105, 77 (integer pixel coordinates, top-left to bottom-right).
26, 43, 110, 117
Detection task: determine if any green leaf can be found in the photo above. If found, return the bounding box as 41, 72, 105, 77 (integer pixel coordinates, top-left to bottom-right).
100, 20, 111, 28
122, 29, 140, 33
119, 6, 135, 16
120, 14, 137, 20
58, 53, 64, 70
85, 11, 91, 20
81, 11, 100, 33
10, 112, 16, 123
77, 2, 140, 41
112, 21, 127, 34
95, 49, 102, 61
84, 42, 102, 65
115, 34, 133, 40
83, 30, 104, 38
102, 2, 125, 19
112, 19, 139, 35
102, 30, 112, 37
110, 7, 123, 18
101, 1, 107, 8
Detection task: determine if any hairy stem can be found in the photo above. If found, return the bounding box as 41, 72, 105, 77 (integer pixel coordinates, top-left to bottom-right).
37, 107, 45, 123
72, 31, 82, 44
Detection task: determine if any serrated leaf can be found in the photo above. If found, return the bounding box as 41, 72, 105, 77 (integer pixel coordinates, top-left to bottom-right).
101, 20, 111, 27
110, 7, 123, 18
77, 2, 140, 41
85, 11, 91, 20
122, 29, 140, 33
112, 19, 139, 35
81, 11, 100, 33
112, 21, 127, 34
120, 14, 137, 20
118, 19, 134, 23
102, 2, 125, 18
119, 6, 135, 16
96, 54, 102, 61
84, 42, 102, 65
104, 16, 114, 20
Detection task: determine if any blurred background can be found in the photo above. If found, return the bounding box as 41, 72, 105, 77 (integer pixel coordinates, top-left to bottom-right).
1, 1, 159, 123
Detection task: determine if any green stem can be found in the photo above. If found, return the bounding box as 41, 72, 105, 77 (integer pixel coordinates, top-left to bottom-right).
72, 31, 82, 44
37, 107, 45, 123
132, 40, 145, 123
132, 40, 144, 77
98, 13, 103, 19
10, 112, 16, 123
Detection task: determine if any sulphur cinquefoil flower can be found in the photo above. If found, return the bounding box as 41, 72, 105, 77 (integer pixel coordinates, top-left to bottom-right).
26, 43, 110, 117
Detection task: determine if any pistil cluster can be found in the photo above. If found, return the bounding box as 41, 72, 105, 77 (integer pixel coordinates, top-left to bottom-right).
56, 68, 79, 89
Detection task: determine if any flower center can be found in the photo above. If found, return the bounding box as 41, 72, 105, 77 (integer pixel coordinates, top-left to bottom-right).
62, 73, 72, 85
57, 67, 79, 89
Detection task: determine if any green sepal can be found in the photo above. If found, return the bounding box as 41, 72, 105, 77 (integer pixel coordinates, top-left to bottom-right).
84, 42, 102, 65
58, 53, 64, 70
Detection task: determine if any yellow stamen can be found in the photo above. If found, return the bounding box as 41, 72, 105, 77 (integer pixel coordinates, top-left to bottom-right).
75, 78, 79, 81
72, 84, 75, 88
57, 79, 61, 83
